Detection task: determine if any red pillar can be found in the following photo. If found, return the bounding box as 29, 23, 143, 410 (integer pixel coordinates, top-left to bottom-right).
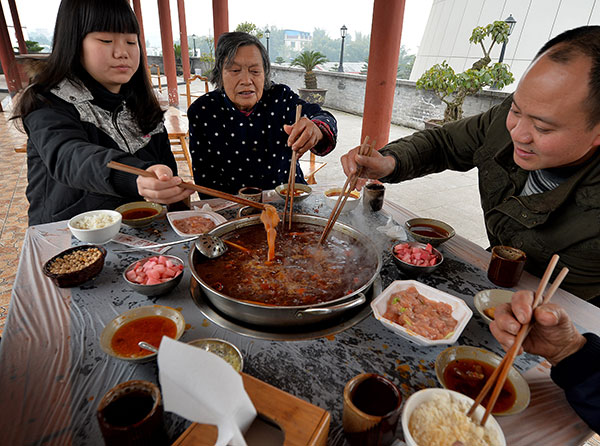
212, 0, 229, 48
157, 0, 179, 106
132, 0, 147, 60
7, 0, 26, 54
176, 0, 190, 80
0, 2, 22, 95
361, 0, 406, 149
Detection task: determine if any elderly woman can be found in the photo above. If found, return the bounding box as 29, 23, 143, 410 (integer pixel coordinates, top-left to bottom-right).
187, 32, 337, 194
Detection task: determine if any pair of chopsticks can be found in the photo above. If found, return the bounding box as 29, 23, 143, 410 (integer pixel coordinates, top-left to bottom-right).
107, 161, 267, 211
319, 136, 374, 243
282, 104, 303, 230
468, 253, 569, 425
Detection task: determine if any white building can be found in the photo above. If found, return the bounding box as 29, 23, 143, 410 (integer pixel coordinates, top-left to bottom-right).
284, 30, 312, 52
410, 0, 600, 91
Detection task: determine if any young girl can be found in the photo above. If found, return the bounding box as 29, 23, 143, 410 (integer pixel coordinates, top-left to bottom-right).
13, 0, 192, 225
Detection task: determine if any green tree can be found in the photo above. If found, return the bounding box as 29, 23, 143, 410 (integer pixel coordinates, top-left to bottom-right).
274, 56, 285, 64
397, 46, 415, 79
25, 40, 43, 53
291, 50, 327, 89
235, 22, 264, 39
416, 21, 515, 123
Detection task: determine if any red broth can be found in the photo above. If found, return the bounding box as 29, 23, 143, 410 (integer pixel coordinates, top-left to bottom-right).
111, 316, 177, 357
121, 208, 159, 220
443, 358, 517, 413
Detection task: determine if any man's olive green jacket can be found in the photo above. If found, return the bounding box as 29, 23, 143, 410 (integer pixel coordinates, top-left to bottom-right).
379, 96, 600, 302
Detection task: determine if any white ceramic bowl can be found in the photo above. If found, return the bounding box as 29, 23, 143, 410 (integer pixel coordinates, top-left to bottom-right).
435, 345, 530, 416
371, 280, 473, 346
275, 183, 312, 202
167, 210, 227, 237
68, 210, 122, 244
99, 305, 185, 363
402, 388, 506, 446
474, 289, 514, 324
323, 187, 361, 213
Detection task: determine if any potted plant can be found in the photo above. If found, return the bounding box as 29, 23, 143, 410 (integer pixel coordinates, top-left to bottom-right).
416, 21, 515, 127
291, 50, 328, 105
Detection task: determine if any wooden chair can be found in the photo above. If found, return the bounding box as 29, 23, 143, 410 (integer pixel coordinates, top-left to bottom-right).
181, 74, 210, 109
148, 64, 163, 93
164, 107, 193, 176
299, 152, 327, 185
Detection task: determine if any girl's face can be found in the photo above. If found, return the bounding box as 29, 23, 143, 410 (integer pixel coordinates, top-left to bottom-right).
81, 32, 140, 94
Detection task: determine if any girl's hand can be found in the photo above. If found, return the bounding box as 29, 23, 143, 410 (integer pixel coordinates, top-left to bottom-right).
136, 165, 194, 204
283, 117, 323, 157
340, 146, 396, 190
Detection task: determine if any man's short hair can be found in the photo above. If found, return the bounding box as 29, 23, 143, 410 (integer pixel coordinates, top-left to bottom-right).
536, 26, 600, 129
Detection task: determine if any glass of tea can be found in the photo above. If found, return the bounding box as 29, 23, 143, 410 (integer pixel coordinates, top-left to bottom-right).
363, 182, 386, 212
342, 373, 402, 446
97, 380, 167, 446
487, 245, 527, 288
238, 187, 263, 203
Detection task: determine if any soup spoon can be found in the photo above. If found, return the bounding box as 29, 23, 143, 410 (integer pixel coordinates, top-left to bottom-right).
195, 234, 228, 259
138, 341, 158, 354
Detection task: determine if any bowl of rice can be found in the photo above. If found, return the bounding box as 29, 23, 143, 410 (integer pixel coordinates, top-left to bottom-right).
68, 210, 122, 244
402, 388, 506, 446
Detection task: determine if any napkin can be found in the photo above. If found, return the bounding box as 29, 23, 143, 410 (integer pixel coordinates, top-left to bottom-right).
377, 216, 408, 240
158, 337, 257, 446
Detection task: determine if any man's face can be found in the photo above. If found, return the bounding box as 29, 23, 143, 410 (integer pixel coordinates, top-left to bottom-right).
506, 49, 600, 170
222, 45, 265, 111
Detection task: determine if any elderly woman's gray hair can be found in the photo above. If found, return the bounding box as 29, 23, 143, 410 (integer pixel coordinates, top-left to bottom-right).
209, 32, 272, 90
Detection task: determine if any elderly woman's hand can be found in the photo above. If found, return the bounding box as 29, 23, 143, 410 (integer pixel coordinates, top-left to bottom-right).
340, 145, 396, 190
283, 117, 323, 157
136, 164, 194, 204
489, 290, 587, 366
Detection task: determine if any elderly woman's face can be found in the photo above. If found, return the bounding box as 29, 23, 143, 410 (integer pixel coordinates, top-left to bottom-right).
222, 45, 265, 111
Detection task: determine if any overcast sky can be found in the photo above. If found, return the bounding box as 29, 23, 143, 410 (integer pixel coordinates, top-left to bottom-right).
3, 0, 433, 53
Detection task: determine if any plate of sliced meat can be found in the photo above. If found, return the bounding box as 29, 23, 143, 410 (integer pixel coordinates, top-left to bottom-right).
167, 210, 227, 237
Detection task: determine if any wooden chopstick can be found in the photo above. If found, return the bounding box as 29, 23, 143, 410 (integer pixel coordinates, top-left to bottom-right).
282, 104, 302, 230
107, 161, 267, 211
468, 254, 568, 425
319, 136, 372, 243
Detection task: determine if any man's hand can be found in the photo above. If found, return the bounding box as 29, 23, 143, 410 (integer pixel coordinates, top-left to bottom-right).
490, 290, 587, 366
136, 165, 194, 204
340, 146, 396, 190
283, 117, 323, 157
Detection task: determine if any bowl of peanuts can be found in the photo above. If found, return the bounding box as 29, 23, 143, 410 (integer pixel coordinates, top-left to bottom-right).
43, 245, 107, 288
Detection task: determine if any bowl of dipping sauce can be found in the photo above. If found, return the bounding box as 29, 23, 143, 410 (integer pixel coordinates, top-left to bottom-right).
474, 289, 514, 324
404, 218, 455, 247
323, 187, 361, 213
187, 338, 243, 372
402, 388, 506, 446
68, 210, 122, 244
100, 305, 185, 362
275, 183, 312, 202
435, 345, 530, 416
116, 201, 164, 228
43, 245, 107, 288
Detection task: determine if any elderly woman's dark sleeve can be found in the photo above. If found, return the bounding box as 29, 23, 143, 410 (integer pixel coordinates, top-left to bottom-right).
294, 94, 337, 156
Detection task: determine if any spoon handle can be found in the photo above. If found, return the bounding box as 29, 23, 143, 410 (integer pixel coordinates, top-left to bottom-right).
114, 236, 199, 252
138, 341, 159, 353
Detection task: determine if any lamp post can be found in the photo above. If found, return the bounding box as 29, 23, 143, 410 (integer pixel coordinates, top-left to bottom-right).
265, 28, 270, 59
498, 14, 516, 63
338, 25, 347, 72
191, 34, 197, 57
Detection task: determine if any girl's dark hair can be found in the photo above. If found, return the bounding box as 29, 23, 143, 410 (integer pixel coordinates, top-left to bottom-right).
209, 32, 272, 90
13, 0, 163, 134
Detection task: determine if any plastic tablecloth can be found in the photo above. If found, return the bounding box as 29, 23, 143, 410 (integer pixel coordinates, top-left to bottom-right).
0, 191, 596, 445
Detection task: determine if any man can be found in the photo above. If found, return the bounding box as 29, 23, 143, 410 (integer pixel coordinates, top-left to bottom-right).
342, 26, 600, 303
490, 290, 600, 432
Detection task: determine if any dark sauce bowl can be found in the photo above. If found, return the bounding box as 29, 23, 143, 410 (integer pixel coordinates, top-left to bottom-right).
404, 218, 455, 247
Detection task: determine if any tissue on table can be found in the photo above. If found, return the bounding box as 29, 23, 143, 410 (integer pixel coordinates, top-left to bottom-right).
377, 216, 408, 240
158, 337, 257, 446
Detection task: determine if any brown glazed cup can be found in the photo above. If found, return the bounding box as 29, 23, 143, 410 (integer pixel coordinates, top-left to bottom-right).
487, 245, 527, 288
97, 380, 167, 446
238, 187, 263, 203
343, 373, 403, 446
363, 183, 386, 212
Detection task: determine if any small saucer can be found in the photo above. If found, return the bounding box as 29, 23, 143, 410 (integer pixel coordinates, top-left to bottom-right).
474, 289, 514, 324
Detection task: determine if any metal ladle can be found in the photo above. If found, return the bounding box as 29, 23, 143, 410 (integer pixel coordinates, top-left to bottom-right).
195, 234, 228, 259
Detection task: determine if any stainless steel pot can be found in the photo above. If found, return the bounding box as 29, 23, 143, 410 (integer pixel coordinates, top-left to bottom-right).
188, 214, 382, 327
